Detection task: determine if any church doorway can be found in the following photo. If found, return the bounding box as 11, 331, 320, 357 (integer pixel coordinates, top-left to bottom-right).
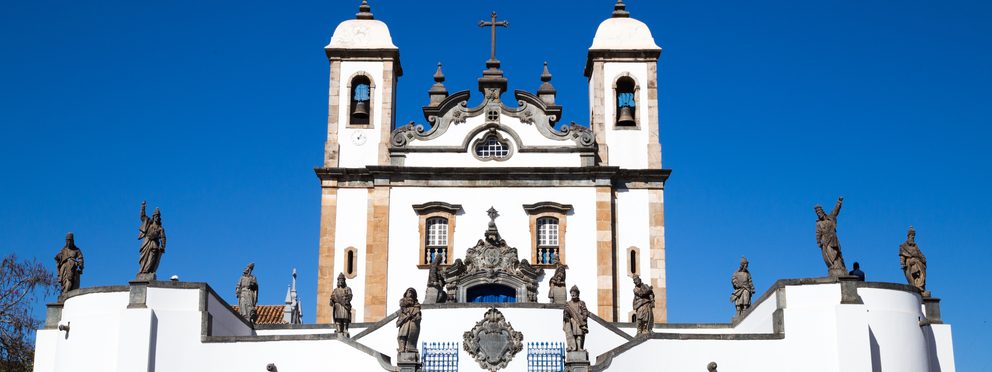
466, 284, 516, 303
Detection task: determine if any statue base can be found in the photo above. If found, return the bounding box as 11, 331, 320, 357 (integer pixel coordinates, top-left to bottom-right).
827, 268, 848, 278
397, 351, 421, 372
135, 273, 157, 282
565, 350, 590, 372
921, 296, 943, 325
837, 275, 864, 304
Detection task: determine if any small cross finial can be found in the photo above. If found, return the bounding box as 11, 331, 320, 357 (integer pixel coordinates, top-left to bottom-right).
612, 0, 630, 18
487, 207, 500, 223
356, 0, 374, 20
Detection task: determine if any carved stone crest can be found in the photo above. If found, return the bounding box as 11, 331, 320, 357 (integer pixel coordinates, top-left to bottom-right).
463, 307, 524, 371
443, 207, 542, 302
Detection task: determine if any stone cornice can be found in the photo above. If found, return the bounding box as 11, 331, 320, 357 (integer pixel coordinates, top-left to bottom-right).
584, 49, 662, 77
325, 48, 403, 77
314, 166, 671, 188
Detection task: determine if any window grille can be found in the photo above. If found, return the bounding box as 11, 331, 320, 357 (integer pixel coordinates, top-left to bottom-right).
474, 136, 509, 159
422, 342, 459, 371
536, 217, 559, 265
527, 342, 564, 372
425, 217, 448, 264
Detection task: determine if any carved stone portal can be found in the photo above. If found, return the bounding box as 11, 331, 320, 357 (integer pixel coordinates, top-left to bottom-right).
463, 307, 524, 371
444, 207, 541, 303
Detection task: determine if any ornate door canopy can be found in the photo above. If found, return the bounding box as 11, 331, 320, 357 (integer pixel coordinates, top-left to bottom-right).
443, 208, 542, 303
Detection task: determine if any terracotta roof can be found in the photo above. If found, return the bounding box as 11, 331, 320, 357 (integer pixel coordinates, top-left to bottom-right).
230, 304, 286, 325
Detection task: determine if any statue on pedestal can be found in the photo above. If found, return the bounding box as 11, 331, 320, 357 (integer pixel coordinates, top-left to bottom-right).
814, 196, 847, 277
563, 285, 589, 352
330, 273, 353, 336
137, 201, 166, 279
899, 226, 928, 295
396, 288, 422, 353
632, 275, 654, 336
236, 263, 258, 324
730, 257, 755, 317
54, 232, 84, 297
424, 254, 447, 304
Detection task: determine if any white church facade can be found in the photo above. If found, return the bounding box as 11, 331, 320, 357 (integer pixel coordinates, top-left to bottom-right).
32, 2, 956, 371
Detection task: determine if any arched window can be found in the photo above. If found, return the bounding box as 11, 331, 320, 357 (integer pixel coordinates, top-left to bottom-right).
344, 247, 358, 279
474, 134, 510, 160
424, 217, 449, 264
349, 75, 372, 126
615, 76, 637, 127
536, 217, 560, 265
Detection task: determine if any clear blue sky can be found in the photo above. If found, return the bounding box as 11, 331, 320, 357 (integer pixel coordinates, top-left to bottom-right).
2, 0, 989, 369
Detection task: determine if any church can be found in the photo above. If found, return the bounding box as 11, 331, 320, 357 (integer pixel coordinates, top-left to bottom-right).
32, 1, 956, 371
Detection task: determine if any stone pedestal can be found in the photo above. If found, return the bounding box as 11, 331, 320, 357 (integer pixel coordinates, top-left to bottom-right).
922, 296, 943, 325
837, 275, 864, 304
135, 273, 156, 282
127, 280, 151, 309
565, 350, 590, 372
397, 351, 421, 372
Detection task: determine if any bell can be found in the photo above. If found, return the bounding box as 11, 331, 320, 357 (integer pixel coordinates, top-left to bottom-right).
352, 100, 369, 119
617, 106, 636, 126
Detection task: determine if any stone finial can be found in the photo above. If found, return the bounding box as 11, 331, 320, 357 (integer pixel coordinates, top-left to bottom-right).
612, 0, 630, 18
537, 62, 557, 106
356, 0, 374, 20
707, 361, 718, 371
428, 63, 449, 106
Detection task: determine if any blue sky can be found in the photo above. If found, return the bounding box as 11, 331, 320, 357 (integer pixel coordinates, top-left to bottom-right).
2, 0, 990, 369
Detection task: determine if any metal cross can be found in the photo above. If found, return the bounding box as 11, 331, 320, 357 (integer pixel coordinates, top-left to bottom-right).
478, 11, 508, 61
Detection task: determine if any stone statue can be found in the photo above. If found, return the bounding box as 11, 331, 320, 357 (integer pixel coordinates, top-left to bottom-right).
330, 273, 353, 336
424, 254, 447, 304
137, 201, 167, 279
899, 226, 928, 295
563, 285, 590, 351
548, 263, 567, 304
730, 257, 755, 317
396, 287, 422, 353
814, 196, 847, 276
236, 263, 258, 324
632, 275, 654, 336
54, 232, 84, 297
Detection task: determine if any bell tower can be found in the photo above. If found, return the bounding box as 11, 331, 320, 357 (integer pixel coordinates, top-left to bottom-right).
585, 0, 668, 323
585, 0, 662, 169
322, 0, 402, 168
316, 0, 402, 323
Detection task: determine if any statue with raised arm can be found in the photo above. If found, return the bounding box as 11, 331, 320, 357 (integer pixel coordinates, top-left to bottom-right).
632, 275, 654, 336
899, 226, 928, 295
330, 273, 353, 336
137, 201, 166, 279
396, 287, 422, 353
424, 254, 447, 304
236, 263, 258, 324
730, 256, 755, 317
814, 196, 847, 277
563, 285, 590, 351
54, 232, 84, 298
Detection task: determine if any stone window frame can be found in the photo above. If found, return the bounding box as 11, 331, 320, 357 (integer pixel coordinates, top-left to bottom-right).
523, 202, 573, 268
612, 73, 641, 130
346, 71, 375, 128
413, 202, 462, 269
626, 246, 641, 277
470, 129, 514, 162
343, 246, 358, 279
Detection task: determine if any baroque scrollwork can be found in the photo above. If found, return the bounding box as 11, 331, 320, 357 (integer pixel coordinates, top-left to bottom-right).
462, 307, 524, 371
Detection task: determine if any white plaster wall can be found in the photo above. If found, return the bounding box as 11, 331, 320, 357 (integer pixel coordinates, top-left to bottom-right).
53, 292, 128, 371
338, 61, 385, 168
355, 307, 630, 372
402, 115, 586, 168
614, 188, 651, 319
385, 187, 599, 314
859, 288, 929, 371
336, 187, 369, 321
602, 62, 652, 169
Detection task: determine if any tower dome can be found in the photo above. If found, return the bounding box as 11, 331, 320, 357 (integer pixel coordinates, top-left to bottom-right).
589, 1, 660, 51
325, 1, 397, 50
